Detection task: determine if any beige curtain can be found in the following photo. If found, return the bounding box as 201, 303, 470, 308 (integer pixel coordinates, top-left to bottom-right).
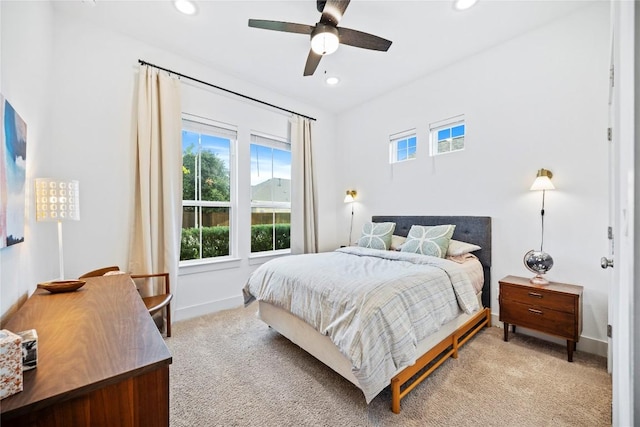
129, 65, 182, 306
290, 116, 318, 254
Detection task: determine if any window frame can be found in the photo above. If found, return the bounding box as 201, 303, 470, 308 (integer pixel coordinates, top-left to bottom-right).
249, 132, 292, 255
429, 115, 466, 156
389, 129, 417, 164
180, 114, 237, 265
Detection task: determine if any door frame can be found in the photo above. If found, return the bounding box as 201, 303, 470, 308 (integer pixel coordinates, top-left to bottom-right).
610, 1, 635, 425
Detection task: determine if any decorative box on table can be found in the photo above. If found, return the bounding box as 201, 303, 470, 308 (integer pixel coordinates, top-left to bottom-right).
17, 329, 38, 371
0, 329, 23, 399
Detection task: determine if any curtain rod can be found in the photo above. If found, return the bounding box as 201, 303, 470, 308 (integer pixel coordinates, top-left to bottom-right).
138, 59, 316, 122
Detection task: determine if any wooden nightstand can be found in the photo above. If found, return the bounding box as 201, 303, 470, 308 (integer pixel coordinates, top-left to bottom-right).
499, 275, 583, 362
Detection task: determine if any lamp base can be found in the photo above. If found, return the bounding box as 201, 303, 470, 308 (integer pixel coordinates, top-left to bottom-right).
530, 274, 549, 285
523, 250, 553, 286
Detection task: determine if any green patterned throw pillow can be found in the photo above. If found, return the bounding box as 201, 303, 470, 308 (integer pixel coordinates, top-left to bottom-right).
400, 224, 456, 258
357, 222, 396, 250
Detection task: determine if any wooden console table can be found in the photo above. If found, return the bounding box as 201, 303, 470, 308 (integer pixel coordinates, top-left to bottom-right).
0, 274, 172, 426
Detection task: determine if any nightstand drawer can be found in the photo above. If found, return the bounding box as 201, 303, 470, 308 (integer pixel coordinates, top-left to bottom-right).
500, 283, 576, 314
500, 301, 576, 339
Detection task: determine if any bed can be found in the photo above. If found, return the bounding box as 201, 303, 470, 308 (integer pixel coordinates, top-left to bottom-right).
243, 215, 491, 413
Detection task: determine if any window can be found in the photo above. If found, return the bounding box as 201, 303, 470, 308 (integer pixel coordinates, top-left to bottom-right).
389, 130, 417, 163
430, 116, 465, 156
250, 134, 291, 253
181, 117, 236, 261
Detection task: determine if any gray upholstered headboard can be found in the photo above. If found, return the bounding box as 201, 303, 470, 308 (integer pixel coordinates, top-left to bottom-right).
372, 215, 492, 308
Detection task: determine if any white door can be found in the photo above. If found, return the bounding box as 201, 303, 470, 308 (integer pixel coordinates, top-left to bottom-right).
609, 1, 635, 425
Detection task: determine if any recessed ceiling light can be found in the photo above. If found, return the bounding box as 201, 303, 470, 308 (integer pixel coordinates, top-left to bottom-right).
453, 0, 478, 11
326, 76, 340, 86
174, 0, 197, 15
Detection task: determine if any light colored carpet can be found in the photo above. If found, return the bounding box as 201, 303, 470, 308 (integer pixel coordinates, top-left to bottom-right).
166, 306, 611, 426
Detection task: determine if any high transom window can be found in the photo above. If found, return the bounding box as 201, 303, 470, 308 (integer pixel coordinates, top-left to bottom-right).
430, 115, 465, 156
389, 129, 417, 164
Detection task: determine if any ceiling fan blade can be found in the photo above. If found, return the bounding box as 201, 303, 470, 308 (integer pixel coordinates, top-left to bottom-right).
320, 0, 350, 26
303, 50, 323, 76
248, 19, 314, 35
338, 27, 392, 51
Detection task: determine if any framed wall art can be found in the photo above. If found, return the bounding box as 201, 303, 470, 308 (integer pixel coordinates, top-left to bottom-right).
0, 94, 27, 248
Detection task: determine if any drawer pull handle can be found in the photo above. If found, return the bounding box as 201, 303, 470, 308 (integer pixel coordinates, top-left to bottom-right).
528, 308, 543, 315
528, 292, 543, 298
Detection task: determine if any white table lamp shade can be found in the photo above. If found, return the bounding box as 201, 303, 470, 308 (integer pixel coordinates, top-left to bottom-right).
35, 179, 80, 222
34, 178, 80, 280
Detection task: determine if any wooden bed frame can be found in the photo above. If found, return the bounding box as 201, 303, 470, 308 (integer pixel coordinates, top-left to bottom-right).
389, 306, 490, 413
258, 215, 492, 413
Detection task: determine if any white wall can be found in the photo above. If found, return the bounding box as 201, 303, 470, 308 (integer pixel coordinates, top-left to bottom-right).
0, 1, 612, 356
0, 2, 338, 322
50, 10, 338, 322
0, 1, 57, 322
336, 3, 610, 351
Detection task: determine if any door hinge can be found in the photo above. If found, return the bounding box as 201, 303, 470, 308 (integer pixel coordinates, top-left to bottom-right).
608, 226, 613, 240
608, 127, 613, 142
607, 324, 612, 338
610, 64, 615, 88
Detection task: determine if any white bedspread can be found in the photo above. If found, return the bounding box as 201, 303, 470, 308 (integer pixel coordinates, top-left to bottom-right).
243, 246, 479, 402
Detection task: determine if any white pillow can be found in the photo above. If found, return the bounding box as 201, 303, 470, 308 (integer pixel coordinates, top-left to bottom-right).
446, 239, 481, 256
390, 235, 406, 251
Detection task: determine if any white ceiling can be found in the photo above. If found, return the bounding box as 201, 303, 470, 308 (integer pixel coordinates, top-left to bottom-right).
52, 0, 597, 114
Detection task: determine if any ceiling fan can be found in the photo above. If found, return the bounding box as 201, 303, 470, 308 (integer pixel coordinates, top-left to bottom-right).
248, 0, 392, 76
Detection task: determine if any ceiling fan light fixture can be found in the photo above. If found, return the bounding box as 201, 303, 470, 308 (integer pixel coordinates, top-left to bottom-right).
174, 0, 197, 15
248, 1, 392, 76
311, 25, 340, 55
453, 0, 478, 11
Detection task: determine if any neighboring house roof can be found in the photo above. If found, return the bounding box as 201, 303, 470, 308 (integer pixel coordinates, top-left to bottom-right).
251, 178, 290, 203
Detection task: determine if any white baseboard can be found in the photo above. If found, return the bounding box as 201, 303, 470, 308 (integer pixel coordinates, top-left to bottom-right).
174, 295, 244, 322
490, 312, 608, 358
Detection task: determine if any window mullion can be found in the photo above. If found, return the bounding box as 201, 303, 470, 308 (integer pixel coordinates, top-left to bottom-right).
197, 137, 202, 202
198, 206, 203, 260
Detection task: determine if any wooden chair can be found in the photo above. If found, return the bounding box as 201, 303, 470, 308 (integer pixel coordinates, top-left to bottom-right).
79, 266, 121, 278
130, 272, 173, 338
79, 267, 173, 337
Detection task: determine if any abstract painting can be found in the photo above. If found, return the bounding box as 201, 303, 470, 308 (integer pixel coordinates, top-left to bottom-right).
0, 94, 27, 248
